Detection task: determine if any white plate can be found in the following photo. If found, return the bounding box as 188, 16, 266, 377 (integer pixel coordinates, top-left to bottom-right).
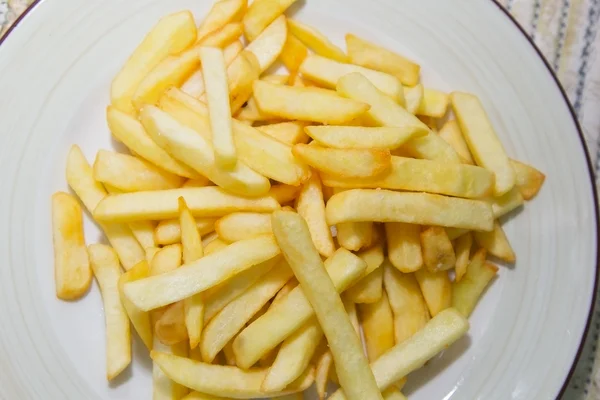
0, 0, 597, 399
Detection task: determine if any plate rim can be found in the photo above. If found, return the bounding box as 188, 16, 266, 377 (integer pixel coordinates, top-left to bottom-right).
1, 0, 598, 398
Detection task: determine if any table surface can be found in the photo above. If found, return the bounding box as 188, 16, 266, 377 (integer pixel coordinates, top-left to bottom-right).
2, 0, 600, 398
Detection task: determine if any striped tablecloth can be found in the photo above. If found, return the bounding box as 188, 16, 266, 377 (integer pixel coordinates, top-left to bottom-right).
1, 0, 599, 398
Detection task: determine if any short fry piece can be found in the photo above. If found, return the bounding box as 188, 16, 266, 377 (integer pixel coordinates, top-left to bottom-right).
416, 88, 449, 118
119, 260, 153, 350
288, 20, 347, 62
474, 221, 516, 263
336, 203, 373, 251
52, 192, 92, 300
155, 301, 188, 345
452, 251, 498, 317
315, 350, 333, 399
215, 212, 272, 242
357, 240, 386, 276
414, 268, 452, 317
196, 0, 247, 41
454, 232, 473, 282
347, 266, 383, 304
305, 126, 419, 150
149, 244, 182, 276
155, 218, 216, 246
243, 0, 297, 41
385, 223, 423, 273
420, 226, 456, 272
439, 120, 474, 165
360, 291, 395, 361
403, 84, 423, 115
511, 159, 546, 200
296, 173, 335, 257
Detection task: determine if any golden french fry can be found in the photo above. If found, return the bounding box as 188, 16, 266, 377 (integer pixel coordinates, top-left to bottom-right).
242, 0, 297, 41
287, 19, 347, 62
233, 248, 366, 369
300, 54, 404, 104
125, 236, 280, 311
245, 15, 288, 72
326, 189, 494, 231
360, 291, 395, 361
403, 84, 423, 115
385, 222, 423, 273
257, 121, 310, 145
93, 186, 280, 222
270, 211, 382, 400
293, 144, 391, 179
347, 265, 383, 304
223, 341, 237, 366
414, 268, 452, 317
451, 92, 516, 196
281, 33, 309, 72
321, 156, 493, 199
336, 196, 373, 251
153, 339, 189, 400
201, 261, 293, 362
111, 11, 197, 114
88, 244, 131, 380
474, 221, 516, 262
305, 125, 420, 150
416, 88, 448, 118
452, 252, 498, 317
315, 350, 333, 399
420, 226, 456, 272
296, 173, 335, 257
52, 192, 92, 300
328, 309, 468, 400
119, 260, 153, 350
198, 23, 243, 47
152, 351, 314, 398
155, 301, 188, 345
196, 0, 247, 41
454, 232, 473, 283
346, 34, 420, 87
253, 80, 369, 124
215, 212, 272, 242
93, 150, 184, 192
382, 263, 429, 345
154, 218, 216, 246
439, 120, 474, 165
511, 159, 546, 200
66, 145, 146, 270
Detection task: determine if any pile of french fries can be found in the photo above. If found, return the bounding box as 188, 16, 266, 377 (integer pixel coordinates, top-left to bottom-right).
51, 0, 546, 398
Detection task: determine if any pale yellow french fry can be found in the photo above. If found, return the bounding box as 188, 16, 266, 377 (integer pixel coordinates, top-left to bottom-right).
420, 226, 456, 272
245, 15, 288, 73
315, 350, 333, 399
414, 268, 452, 317
223, 341, 237, 366
328, 309, 468, 400
360, 291, 395, 361
451, 92, 516, 196
196, 0, 247, 41
127, 220, 156, 250
452, 252, 498, 317
296, 173, 335, 257
183, 177, 212, 187
336, 195, 373, 251
288, 19, 347, 62
198, 23, 242, 47
300, 54, 404, 104
272, 278, 299, 306
385, 223, 422, 273
439, 120, 474, 165
281, 33, 309, 72
416, 88, 448, 118
106, 106, 198, 178
346, 34, 420, 86
215, 212, 272, 242
146, 247, 160, 264
347, 266, 383, 304
201, 261, 293, 362
253, 80, 369, 124
293, 144, 392, 179
243, 0, 297, 41
94, 186, 279, 222
357, 240, 385, 276
153, 339, 189, 400
66, 145, 145, 270
383, 263, 430, 345
233, 248, 367, 369
454, 232, 473, 283
270, 211, 382, 400
203, 237, 230, 256
152, 351, 314, 398
111, 11, 196, 114
150, 244, 182, 276
155, 301, 188, 345
403, 84, 423, 115
154, 218, 216, 246
474, 221, 516, 262
257, 121, 310, 145
88, 244, 131, 380
326, 189, 494, 231
305, 125, 420, 150
119, 260, 153, 350
52, 192, 92, 300
511, 159, 546, 200
125, 236, 280, 311
321, 156, 493, 199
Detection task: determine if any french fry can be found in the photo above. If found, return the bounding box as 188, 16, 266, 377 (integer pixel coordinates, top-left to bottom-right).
296, 173, 336, 257
328, 309, 468, 400
452, 252, 498, 317
383, 263, 430, 345
315, 350, 333, 399
474, 221, 516, 262
242, 0, 298, 41
346, 34, 420, 87
403, 84, 423, 115
336, 195, 373, 251
52, 192, 92, 300
125, 236, 280, 311
270, 211, 382, 400
344, 295, 361, 336
198, 23, 243, 47
150, 244, 182, 276
420, 226, 456, 272
490, 186, 524, 217
300, 54, 405, 104
293, 144, 392, 179
196, 0, 247, 41
272, 278, 298, 306
253, 80, 370, 124
127, 221, 157, 249
146, 247, 161, 264
360, 291, 395, 362
66, 145, 146, 270
154, 218, 216, 246
357, 240, 385, 276
414, 268, 452, 317
511, 159, 546, 200
203, 237, 230, 255
93, 186, 280, 222
245, 15, 288, 72
151, 351, 314, 398
215, 212, 272, 242
439, 120, 474, 165
321, 156, 494, 199
416, 88, 449, 118
201, 260, 293, 362
305, 126, 420, 150
153, 339, 189, 400
106, 106, 198, 178
111, 11, 197, 114
347, 265, 384, 304
155, 301, 188, 345
88, 244, 131, 380
287, 20, 347, 62
223, 341, 237, 366
119, 260, 153, 350
233, 248, 367, 369
451, 92, 516, 196
257, 121, 310, 145
280, 33, 309, 72
454, 232, 473, 282
325, 189, 494, 231
385, 222, 423, 273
